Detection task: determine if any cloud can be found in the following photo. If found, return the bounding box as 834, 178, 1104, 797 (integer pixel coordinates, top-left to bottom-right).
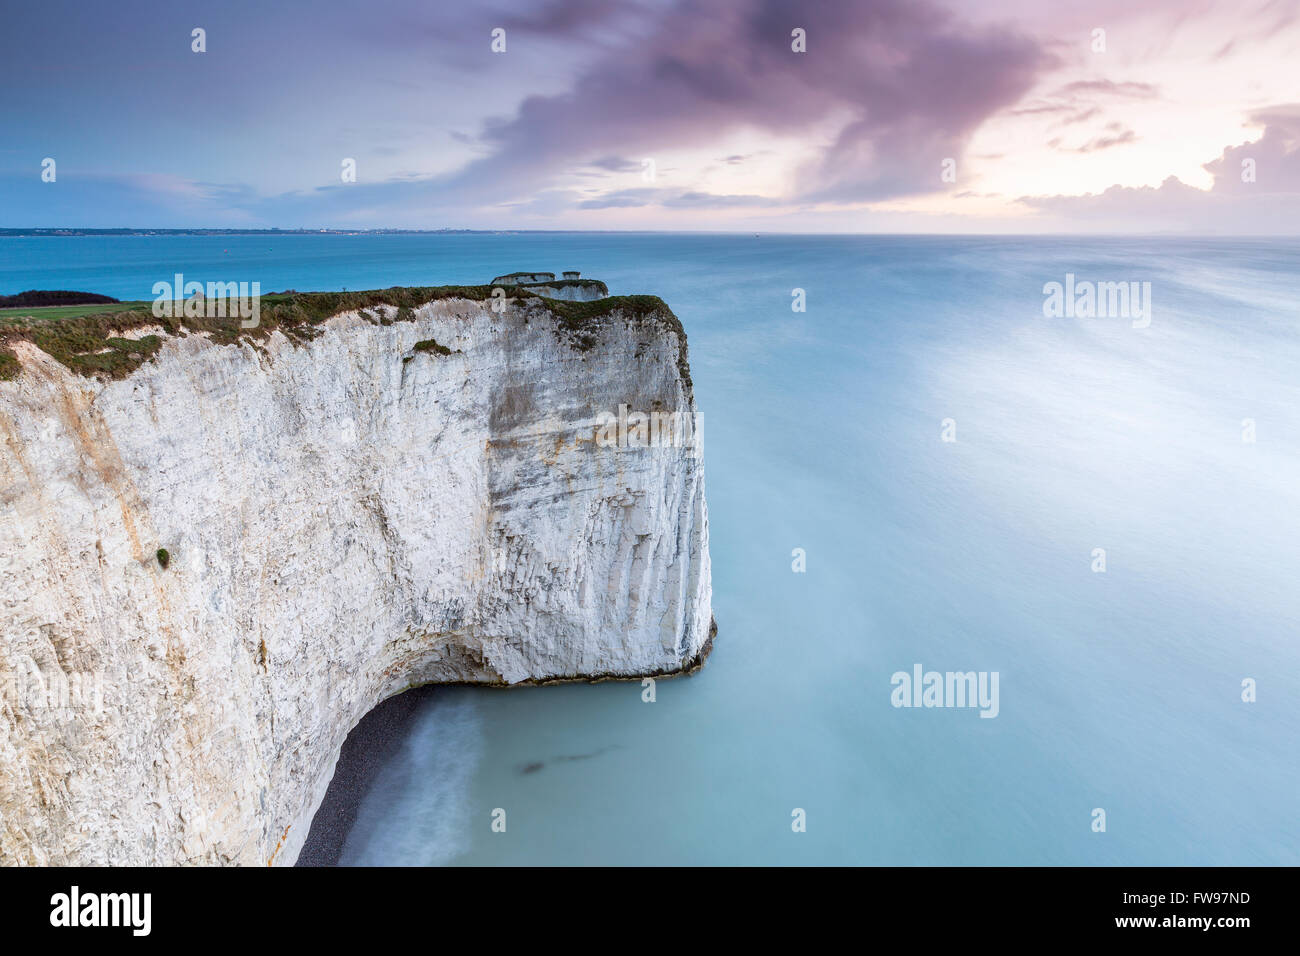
498, 0, 645, 38
1010, 76, 1160, 135
0, 172, 262, 228
1204, 104, 1300, 194
584, 156, 643, 173
1053, 80, 1159, 99
577, 189, 654, 209
10, 0, 1290, 232
661, 191, 782, 208
1050, 122, 1139, 153
576, 188, 782, 209
1056, 107, 1101, 127
431, 0, 1053, 206
1076, 127, 1138, 151
1018, 106, 1300, 232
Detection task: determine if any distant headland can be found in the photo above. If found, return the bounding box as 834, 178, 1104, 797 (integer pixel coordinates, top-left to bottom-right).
0, 228, 613, 237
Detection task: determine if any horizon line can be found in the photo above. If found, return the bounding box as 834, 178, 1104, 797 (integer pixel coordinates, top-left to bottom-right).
2, 228, 1298, 240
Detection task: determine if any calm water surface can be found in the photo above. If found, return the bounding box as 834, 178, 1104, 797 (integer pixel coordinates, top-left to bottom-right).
7, 233, 1297, 864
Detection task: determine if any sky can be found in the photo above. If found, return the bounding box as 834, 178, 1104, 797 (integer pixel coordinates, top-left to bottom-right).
2, 0, 1299, 233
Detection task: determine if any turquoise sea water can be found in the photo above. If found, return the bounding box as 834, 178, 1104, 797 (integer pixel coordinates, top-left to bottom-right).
5, 234, 1298, 865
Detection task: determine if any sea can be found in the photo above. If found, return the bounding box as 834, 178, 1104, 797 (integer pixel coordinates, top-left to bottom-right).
4, 232, 1297, 865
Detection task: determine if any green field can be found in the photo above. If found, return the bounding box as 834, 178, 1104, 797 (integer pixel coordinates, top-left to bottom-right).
0, 301, 151, 324
0, 296, 300, 326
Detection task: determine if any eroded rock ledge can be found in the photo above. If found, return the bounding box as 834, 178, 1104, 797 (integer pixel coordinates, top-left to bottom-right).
0, 289, 712, 865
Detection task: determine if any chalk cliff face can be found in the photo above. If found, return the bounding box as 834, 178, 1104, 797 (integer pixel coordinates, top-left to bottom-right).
0, 294, 711, 865
523, 281, 609, 302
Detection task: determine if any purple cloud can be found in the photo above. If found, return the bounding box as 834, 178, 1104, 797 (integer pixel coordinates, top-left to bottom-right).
1204, 104, 1300, 194
585, 156, 643, 173
1054, 80, 1159, 99
438, 0, 1053, 206
1050, 122, 1139, 153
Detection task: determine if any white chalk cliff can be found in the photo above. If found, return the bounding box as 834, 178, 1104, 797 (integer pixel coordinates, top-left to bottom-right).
0, 293, 712, 865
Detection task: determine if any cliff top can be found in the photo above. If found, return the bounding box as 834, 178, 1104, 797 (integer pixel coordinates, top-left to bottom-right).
0, 285, 685, 386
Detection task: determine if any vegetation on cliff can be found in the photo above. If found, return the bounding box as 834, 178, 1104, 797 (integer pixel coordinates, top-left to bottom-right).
0, 286, 685, 384
412, 337, 454, 356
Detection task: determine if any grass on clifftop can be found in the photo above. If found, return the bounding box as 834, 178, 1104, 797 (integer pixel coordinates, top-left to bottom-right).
0, 286, 681, 383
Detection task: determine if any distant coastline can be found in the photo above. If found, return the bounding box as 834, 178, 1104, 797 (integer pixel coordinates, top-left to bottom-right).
0, 228, 618, 237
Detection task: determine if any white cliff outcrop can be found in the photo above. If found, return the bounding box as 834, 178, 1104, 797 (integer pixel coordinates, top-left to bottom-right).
0, 291, 712, 865
487, 273, 610, 302
523, 281, 608, 302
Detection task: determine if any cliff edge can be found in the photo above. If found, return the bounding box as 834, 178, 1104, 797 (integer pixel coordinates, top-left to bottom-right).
0, 287, 712, 865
